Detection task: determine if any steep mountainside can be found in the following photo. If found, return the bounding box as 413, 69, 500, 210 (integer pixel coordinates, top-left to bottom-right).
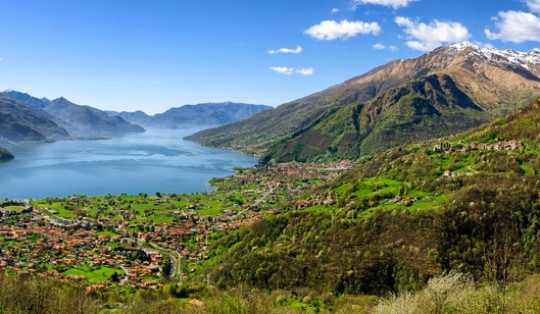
44, 98, 145, 137
266, 74, 491, 162
460, 96, 540, 143
1, 90, 50, 110
148, 102, 272, 129
188, 43, 540, 158
0, 95, 69, 143
199, 99, 540, 295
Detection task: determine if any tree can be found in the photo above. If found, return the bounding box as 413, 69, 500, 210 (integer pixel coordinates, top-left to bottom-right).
162, 257, 173, 279
111, 272, 120, 283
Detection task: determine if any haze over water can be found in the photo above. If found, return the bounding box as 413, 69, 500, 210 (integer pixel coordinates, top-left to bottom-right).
0, 128, 257, 200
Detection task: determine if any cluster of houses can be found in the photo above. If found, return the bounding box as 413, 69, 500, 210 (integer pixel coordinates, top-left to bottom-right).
0, 197, 268, 290
0, 161, 355, 291
0, 206, 168, 289
295, 192, 337, 209
230, 162, 353, 207
433, 140, 524, 153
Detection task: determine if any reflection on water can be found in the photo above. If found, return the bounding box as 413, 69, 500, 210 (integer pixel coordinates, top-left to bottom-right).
0, 128, 256, 199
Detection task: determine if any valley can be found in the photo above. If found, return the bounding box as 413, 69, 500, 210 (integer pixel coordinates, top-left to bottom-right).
0, 41, 539, 313
0, 97, 539, 312
4, 0, 540, 312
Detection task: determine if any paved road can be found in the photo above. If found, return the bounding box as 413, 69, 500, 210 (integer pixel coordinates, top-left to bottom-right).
149, 242, 182, 281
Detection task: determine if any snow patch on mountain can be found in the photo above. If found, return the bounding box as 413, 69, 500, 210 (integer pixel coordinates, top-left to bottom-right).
447, 42, 540, 74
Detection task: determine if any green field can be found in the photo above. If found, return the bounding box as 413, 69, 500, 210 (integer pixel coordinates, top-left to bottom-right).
63, 265, 124, 283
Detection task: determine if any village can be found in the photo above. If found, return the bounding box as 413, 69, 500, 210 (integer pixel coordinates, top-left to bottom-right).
0, 162, 353, 291
433, 139, 524, 153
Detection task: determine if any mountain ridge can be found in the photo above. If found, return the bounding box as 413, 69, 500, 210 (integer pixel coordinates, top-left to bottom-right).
107, 102, 272, 129
42, 97, 145, 137
0, 95, 70, 143
187, 43, 540, 160
1, 91, 146, 139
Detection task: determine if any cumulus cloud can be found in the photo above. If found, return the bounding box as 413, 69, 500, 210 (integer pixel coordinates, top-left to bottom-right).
269, 66, 294, 75
525, 0, 540, 13
331, 8, 340, 13
305, 20, 381, 40
485, 11, 540, 43
395, 17, 471, 51
296, 68, 314, 75
355, 0, 418, 9
268, 45, 303, 54
373, 43, 398, 51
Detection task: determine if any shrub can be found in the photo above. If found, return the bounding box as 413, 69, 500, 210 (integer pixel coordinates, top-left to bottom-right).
374, 271, 471, 314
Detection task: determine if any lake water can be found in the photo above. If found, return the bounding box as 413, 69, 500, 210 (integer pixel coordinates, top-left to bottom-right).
0, 128, 257, 200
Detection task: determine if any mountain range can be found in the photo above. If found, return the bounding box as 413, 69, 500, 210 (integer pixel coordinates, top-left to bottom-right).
187, 42, 540, 162
0, 91, 269, 146
106, 102, 272, 129
43, 97, 144, 137
0, 94, 70, 143
0, 91, 145, 141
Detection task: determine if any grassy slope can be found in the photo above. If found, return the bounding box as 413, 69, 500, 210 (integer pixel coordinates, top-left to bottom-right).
185, 62, 408, 154
196, 98, 540, 295
265, 74, 493, 163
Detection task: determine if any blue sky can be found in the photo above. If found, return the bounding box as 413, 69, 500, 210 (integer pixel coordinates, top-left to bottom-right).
0, 0, 539, 114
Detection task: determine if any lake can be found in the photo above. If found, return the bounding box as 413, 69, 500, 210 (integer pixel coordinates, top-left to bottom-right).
0, 128, 257, 200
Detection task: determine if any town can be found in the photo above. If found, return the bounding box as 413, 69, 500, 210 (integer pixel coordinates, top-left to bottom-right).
0, 162, 352, 291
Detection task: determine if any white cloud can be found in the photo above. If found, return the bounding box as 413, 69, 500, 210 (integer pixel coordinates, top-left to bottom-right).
269, 67, 315, 76
474, 41, 494, 49
355, 0, 418, 9
485, 11, 540, 43
395, 17, 471, 51
525, 0, 540, 13
331, 8, 340, 13
268, 45, 303, 54
269, 66, 294, 75
305, 20, 381, 41
296, 68, 314, 75
373, 43, 398, 51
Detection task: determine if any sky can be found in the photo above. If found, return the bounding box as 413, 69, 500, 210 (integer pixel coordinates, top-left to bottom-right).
0, 0, 539, 114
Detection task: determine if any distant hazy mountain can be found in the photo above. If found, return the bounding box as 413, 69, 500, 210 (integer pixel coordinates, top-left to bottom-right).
44, 97, 145, 137
0, 95, 69, 143
107, 102, 272, 129
105, 110, 153, 126
2, 90, 50, 110
147, 102, 271, 129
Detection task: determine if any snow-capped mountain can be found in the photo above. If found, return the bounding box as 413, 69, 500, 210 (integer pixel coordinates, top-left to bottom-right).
189, 42, 540, 160
443, 41, 540, 75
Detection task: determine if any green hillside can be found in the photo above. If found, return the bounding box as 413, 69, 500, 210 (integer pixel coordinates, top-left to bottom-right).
265, 74, 491, 163
187, 44, 540, 160
194, 98, 540, 296
1, 98, 539, 312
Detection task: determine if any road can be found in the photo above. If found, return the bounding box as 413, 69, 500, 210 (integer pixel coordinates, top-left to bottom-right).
149, 242, 183, 281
